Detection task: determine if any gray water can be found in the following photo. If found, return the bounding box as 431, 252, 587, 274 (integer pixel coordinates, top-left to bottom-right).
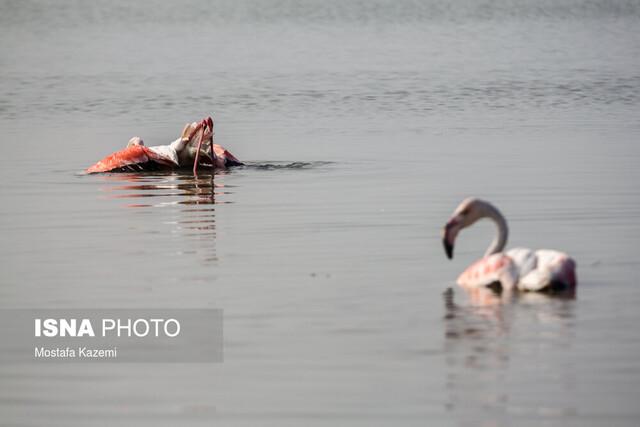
1, 0, 640, 425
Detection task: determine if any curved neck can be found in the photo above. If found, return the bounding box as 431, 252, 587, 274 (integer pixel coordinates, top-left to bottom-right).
483, 203, 508, 256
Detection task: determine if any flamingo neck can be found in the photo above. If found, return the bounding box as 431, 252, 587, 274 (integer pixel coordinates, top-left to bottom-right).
170, 137, 188, 152
483, 203, 508, 256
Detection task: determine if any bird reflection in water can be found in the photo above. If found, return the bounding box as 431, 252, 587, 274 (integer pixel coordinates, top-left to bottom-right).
99, 171, 231, 206
98, 171, 233, 264
442, 285, 577, 423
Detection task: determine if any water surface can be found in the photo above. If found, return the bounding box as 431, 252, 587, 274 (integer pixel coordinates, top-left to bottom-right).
1, 0, 640, 426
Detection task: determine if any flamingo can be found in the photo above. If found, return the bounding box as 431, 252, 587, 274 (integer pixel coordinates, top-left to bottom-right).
86, 117, 242, 174
441, 198, 577, 292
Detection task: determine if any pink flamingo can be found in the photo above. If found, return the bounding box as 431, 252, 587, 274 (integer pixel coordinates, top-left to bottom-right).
86, 117, 242, 174
442, 198, 577, 292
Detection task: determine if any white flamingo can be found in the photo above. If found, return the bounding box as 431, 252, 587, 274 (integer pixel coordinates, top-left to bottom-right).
442, 198, 577, 292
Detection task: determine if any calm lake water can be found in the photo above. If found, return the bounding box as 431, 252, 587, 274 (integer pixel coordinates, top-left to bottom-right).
1, 0, 640, 425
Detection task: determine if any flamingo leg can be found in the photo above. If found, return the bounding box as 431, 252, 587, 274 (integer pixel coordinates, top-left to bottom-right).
206, 118, 216, 200
208, 117, 216, 176
192, 120, 207, 176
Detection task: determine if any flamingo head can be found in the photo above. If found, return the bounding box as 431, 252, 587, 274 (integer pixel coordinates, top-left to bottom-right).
127, 137, 144, 147
442, 197, 486, 259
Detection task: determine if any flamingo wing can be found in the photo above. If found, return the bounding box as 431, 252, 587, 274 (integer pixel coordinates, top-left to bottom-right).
505, 247, 537, 277
86, 145, 178, 173
213, 144, 243, 166
147, 145, 179, 166
518, 250, 577, 291
457, 253, 519, 290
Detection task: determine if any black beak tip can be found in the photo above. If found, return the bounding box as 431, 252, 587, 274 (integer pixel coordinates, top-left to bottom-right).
443, 238, 453, 260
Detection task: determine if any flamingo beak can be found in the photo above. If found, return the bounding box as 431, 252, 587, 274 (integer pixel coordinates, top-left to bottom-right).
443, 236, 454, 259
442, 219, 459, 259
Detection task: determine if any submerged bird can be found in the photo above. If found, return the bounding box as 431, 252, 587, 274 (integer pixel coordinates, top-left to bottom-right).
86, 116, 242, 174
442, 198, 577, 292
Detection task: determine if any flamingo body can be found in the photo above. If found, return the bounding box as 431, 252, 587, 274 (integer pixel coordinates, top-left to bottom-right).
457, 248, 576, 291
86, 142, 240, 173
86, 116, 243, 174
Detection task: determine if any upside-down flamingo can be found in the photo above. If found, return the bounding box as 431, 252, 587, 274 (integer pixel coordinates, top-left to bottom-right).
86, 116, 242, 174
442, 198, 577, 292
